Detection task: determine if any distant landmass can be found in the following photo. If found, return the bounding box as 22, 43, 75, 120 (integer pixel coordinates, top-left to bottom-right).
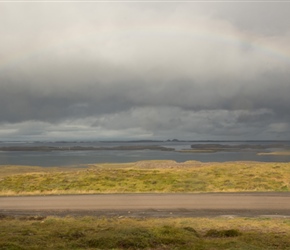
0, 145, 175, 152
0, 142, 289, 153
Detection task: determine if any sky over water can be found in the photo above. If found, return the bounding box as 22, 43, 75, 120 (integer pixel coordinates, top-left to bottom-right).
1, 1, 290, 141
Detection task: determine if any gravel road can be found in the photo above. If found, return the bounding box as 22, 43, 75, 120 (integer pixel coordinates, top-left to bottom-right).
1, 193, 290, 217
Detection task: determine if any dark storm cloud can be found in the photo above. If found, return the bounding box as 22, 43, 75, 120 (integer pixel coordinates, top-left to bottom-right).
0, 2, 290, 140
1, 65, 289, 122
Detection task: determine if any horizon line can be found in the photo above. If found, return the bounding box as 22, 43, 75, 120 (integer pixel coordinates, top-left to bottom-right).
1, 1, 290, 3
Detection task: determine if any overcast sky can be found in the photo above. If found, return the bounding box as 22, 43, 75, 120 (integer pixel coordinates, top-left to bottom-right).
1, 1, 290, 141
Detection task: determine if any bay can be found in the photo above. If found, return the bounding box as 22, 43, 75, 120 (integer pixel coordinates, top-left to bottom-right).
0, 141, 290, 167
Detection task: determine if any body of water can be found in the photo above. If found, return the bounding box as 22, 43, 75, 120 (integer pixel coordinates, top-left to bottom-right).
0, 141, 290, 167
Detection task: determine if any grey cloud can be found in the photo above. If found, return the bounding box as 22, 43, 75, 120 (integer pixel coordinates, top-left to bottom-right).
236, 109, 273, 124
210, 2, 290, 35
0, 2, 290, 140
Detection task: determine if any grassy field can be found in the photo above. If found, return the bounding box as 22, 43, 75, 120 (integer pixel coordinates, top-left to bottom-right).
1, 160, 290, 249
1, 215, 290, 250
1, 161, 290, 195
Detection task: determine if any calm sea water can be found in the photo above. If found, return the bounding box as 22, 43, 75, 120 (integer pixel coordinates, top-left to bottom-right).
0, 141, 290, 167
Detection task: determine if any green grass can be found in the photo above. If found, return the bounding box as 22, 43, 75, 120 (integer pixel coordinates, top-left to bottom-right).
1, 161, 290, 195
1, 216, 290, 250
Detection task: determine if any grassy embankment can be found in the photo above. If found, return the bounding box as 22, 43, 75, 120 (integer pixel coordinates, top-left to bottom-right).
1, 216, 290, 250
1, 160, 290, 195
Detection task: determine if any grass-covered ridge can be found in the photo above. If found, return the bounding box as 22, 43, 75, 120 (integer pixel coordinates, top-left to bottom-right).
1, 161, 290, 195
1, 216, 290, 250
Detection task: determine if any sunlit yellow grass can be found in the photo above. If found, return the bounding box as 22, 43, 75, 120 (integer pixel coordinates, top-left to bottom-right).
1, 161, 290, 196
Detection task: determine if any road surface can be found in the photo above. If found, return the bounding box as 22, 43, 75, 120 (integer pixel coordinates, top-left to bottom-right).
1, 193, 290, 217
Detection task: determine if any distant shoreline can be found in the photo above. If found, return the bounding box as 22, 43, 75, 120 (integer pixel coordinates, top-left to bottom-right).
257, 151, 290, 156
0, 145, 175, 152
0, 142, 289, 153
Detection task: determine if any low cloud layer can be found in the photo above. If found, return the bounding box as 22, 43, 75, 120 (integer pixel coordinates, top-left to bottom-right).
1, 2, 290, 140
